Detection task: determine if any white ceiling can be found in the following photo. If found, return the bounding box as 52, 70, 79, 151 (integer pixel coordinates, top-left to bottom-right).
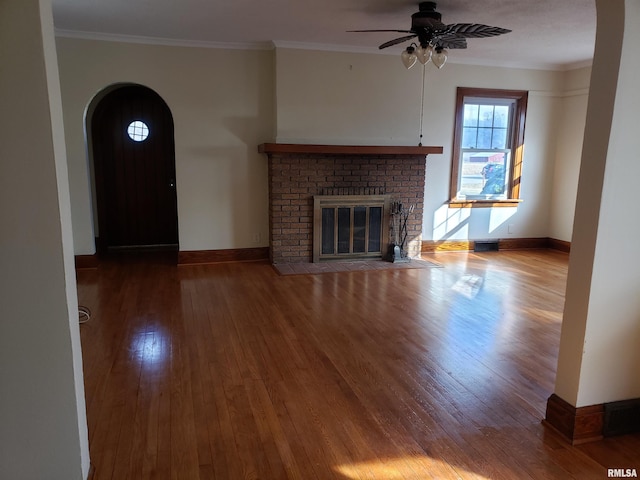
52, 0, 596, 71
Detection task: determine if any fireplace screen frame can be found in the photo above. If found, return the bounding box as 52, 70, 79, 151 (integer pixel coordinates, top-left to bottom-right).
313, 194, 391, 263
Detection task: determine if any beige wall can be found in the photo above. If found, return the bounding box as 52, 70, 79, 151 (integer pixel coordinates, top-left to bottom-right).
56, 37, 274, 254
275, 48, 576, 242
1, 0, 89, 477
549, 67, 591, 242
275, 48, 424, 145
555, 0, 640, 407
57, 37, 588, 255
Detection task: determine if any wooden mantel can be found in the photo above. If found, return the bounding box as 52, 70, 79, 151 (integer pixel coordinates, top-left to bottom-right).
258, 143, 443, 156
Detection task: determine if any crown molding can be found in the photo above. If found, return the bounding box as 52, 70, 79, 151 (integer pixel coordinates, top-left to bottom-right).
271, 40, 385, 55
54, 29, 273, 51
440, 56, 593, 72
54, 30, 592, 72
271, 40, 592, 71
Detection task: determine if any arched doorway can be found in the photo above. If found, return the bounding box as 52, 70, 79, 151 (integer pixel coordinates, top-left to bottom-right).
91, 85, 178, 253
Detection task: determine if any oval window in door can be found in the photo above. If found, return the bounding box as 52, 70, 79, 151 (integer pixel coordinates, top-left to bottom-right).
127, 120, 149, 142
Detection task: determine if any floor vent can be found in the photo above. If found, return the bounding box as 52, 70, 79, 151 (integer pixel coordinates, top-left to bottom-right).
603, 399, 640, 437
474, 240, 499, 252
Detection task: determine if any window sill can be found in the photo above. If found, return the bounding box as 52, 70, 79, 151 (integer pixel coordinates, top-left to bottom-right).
449, 199, 523, 208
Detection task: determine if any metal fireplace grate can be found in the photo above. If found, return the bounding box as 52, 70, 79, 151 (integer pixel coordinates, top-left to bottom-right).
313, 195, 391, 263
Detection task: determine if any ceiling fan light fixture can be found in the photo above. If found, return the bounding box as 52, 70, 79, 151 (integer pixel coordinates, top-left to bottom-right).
350, 2, 512, 73
416, 44, 432, 65
401, 46, 418, 69
432, 47, 448, 69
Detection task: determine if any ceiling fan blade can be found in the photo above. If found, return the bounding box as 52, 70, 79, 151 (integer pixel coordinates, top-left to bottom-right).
348, 29, 414, 33
435, 36, 467, 49
444, 23, 511, 38
379, 34, 418, 49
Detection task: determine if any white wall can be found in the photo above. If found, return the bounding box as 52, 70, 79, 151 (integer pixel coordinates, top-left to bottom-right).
56, 37, 274, 254
275, 48, 424, 145
549, 67, 591, 242
58, 38, 589, 255
555, 0, 640, 407
275, 48, 571, 242
0, 0, 89, 477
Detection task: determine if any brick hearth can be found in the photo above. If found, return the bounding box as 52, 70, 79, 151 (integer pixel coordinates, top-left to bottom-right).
259, 144, 443, 264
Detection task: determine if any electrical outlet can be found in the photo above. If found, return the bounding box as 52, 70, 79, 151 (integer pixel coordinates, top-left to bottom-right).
253, 233, 261, 244
508, 224, 515, 234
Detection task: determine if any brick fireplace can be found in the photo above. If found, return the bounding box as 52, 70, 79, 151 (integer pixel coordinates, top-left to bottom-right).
258, 144, 443, 264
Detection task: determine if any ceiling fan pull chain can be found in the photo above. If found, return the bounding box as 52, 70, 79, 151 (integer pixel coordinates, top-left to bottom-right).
418, 63, 426, 146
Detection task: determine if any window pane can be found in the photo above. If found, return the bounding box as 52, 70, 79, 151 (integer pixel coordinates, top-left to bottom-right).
458, 152, 486, 196
337, 207, 351, 254
127, 120, 149, 142
321, 208, 335, 255
462, 127, 477, 148
480, 152, 510, 198
458, 151, 511, 199
493, 105, 509, 128
477, 128, 492, 149
368, 207, 382, 253
491, 128, 507, 149
480, 152, 511, 199
463, 104, 479, 127
478, 105, 494, 127
353, 207, 366, 253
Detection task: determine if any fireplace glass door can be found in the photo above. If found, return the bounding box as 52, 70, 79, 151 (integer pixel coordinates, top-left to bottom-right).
314, 195, 390, 262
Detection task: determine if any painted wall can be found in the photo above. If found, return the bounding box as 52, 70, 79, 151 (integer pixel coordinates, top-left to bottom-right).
57, 38, 588, 255
275, 48, 571, 243
555, 0, 640, 407
549, 67, 591, 242
56, 37, 274, 254
275, 48, 424, 146
0, 0, 89, 477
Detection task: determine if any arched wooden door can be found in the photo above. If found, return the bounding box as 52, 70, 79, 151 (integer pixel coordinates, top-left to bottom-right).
92, 85, 178, 252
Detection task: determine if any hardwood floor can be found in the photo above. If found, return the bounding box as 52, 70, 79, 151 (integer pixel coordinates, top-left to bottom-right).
77, 250, 640, 479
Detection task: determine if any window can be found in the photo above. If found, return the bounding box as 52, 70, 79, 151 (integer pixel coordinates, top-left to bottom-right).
127, 120, 149, 142
450, 88, 528, 207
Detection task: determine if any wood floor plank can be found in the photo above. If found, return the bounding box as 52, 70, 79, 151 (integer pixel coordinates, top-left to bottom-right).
248, 378, 307, 480
77, 251, 640, 479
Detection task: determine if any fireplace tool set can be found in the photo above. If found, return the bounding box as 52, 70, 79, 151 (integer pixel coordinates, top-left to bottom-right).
389, 201, 414, 263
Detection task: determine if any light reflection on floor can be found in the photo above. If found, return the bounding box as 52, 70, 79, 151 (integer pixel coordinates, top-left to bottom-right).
451, 274, 485, 299
335, 456, 490, 479
130, 322, 169, 371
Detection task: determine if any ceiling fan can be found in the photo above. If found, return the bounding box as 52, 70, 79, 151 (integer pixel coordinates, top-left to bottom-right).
349, 1, 511, 68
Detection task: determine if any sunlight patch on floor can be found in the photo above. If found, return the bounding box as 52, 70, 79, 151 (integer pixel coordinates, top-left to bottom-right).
524, 306, 563, 323
335, 456, 490, 480
451, 274, 484, 299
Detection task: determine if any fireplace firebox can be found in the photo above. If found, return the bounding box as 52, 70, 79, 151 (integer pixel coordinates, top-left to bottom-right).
313, 194, 391, 262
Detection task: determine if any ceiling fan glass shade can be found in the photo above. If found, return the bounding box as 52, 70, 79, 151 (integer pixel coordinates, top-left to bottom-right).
401, 46, 417, 69
432, 47, 448, 69
416, 45, 432, 65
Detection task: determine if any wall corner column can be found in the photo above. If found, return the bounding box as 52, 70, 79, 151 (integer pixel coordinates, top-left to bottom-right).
545, 0, 640, 443
0, 0, 90, 477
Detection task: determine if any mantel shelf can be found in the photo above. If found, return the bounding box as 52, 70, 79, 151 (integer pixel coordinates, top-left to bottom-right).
258, 143, 443, 156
